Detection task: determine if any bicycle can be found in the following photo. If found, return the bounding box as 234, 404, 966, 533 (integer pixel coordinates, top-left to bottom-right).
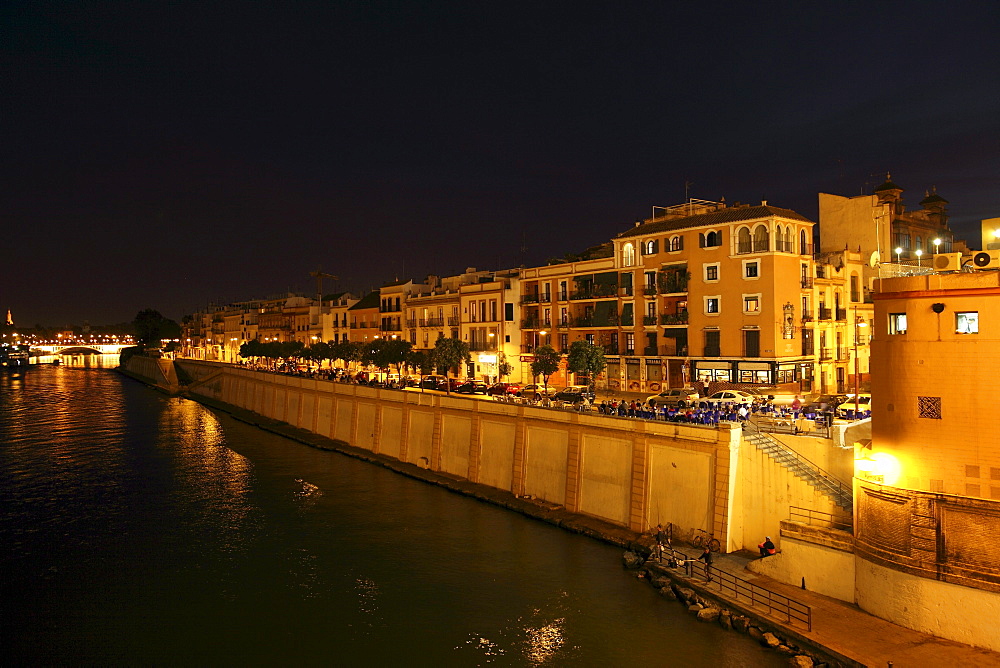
691, 528, 721, 553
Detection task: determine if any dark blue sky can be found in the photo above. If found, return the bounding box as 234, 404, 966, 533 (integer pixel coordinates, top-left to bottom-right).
3, 1, 998, 326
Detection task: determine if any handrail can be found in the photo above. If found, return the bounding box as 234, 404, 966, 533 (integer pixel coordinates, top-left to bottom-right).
743, 421, 852, 505
684, 559, 812, 631
788, 506, 853, 532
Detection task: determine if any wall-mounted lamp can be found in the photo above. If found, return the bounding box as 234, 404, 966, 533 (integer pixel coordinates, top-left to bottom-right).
931, 303, 945, 314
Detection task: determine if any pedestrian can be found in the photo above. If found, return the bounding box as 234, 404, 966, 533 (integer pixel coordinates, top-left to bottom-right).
698, 546, 714, 581
758, 536, 776, 558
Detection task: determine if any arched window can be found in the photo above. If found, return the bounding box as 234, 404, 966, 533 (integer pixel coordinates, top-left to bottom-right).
705, 230, 721, 247
753, 225, 769, 252
799, 229, 809, 255
737, 227, 752, 253
915, 236, 922, 252
644, 240, 656, 255
850, 274, 860, 302
785, 227, 794, 251
669, 235, 683, 251
622, 243, 635, 266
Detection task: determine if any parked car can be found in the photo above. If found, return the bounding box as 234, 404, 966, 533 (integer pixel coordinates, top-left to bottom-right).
836, 393, 871, 417
522, 383, 557, 397
553, 385, 595, 402
455, 380, 489, 394
646, 387, 699, 408
803, 394, 849, 413
487, 382, 522, 396
707, 390, 758, 403
419, 375, 449, 390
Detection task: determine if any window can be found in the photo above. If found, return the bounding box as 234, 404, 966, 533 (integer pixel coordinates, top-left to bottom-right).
744, 260, 759, 279
889, 313, 907, 335
622, 243, 635, 266
737, 227, 752, 253
705, 296, 720, 314
743, 295, 761, 313
799, 229, 809, 255
704, 263, 720, 282
956, 312, 979, 334
850, 275, 860, 302
701, 230, 721, 248
753, 225, 769, 252
704, 330, 721, 357
669, 235, 683, 251
644, 240, 657, 255
744, 330, 761, 357
624, 333, 635, 354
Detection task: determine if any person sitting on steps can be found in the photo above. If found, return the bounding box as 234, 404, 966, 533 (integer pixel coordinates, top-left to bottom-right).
758, 536, 776, 558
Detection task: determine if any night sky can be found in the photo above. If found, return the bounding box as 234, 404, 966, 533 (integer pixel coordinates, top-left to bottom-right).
4, 1, 998, 327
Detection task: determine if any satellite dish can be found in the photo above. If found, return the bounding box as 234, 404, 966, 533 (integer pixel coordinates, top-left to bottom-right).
868, 250, 880, 268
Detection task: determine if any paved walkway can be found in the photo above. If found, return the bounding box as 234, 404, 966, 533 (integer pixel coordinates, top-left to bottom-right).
655, 547, 1000, 667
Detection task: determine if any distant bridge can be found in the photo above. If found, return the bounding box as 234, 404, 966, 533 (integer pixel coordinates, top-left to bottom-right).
32, 344, 132, 355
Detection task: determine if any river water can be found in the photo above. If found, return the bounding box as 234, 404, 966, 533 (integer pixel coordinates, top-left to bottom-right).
2, 362, 782, 666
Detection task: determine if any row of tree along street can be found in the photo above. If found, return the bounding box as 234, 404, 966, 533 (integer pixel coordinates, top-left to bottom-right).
234, 336, 607, 394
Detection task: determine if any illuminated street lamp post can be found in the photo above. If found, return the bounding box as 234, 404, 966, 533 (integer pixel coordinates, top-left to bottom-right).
933, 237, 941, 255
915, 248, 923, 268
894, 247, 902, 264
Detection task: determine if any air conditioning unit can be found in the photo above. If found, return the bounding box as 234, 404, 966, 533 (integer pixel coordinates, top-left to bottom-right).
972, 250, 1000, 269
933, 252, 962, 271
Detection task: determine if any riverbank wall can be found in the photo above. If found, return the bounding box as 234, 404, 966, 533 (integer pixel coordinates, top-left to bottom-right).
171, 359, 744, 547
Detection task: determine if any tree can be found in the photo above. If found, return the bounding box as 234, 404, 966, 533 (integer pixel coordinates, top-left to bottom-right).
431, 334, 470, 393
497, 351, 513, 381
566, 339, 607, 391
133, 309, 180, 351
407, 349, 434, 380
530, 344, 560, 389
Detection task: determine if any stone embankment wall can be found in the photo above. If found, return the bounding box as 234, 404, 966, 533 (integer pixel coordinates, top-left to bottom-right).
176, 360, 743, 546
123, 355, 179, 393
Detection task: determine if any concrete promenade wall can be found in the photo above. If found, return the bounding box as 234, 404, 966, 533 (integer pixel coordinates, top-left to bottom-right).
124, 355, 179, 393
176, 361, 742, 544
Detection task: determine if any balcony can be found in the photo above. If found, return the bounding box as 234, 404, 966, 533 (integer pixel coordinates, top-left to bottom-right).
447, 316, 460, 326
643, 285, 657, 296
620, 286, 634, 297
521, 294, 540, 305
643, 346, 658, 356
703, 346, 721, 357
642, 315, 657, 326
660, 311, 689, 325
776, 240, 794, 253
820, 348, 833, 361
754, 240, 770, 252
659, 344, 688, 356
835, 308, 847, 321
521, 318, 540, 329
405, 319, 417, 328
539, 293, 552, 303
658, 275, 689, 294
818, 307, 832, 320
801, 311, 813, 322
621, 348, 635, 355
602, 344, 619, 355
380, 324, 402, 332
556, 319, 570, 330
573, 315, 619, 328
800, 243, 814, 255
557, 291, 568, 301
620, 315, 634, 326
420, 317, 444, 327
469, 342, 498, 352
800, 277, 814, 289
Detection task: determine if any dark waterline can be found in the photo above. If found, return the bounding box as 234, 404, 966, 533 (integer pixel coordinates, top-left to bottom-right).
2, 365, 782, 666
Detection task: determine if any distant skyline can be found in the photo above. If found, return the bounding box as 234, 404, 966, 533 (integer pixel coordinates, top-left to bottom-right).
4, 2, 998, 326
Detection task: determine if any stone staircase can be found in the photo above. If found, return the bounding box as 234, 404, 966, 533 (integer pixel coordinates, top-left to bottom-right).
743, 424, 853, 510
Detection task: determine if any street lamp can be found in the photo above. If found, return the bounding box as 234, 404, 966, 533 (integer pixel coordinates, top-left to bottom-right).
854, 309, 868, 417
915, 248, 923, 267
894, 247, 902, 264
538, 330, 547, 351
933, 238, 941, 255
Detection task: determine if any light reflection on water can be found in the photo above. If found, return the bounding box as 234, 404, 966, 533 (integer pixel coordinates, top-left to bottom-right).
2, 367, 785, 666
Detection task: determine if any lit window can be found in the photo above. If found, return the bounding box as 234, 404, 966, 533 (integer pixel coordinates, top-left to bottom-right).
645, 240, 656, 254
705, 297, 720, 314
889, 313, 907, 335
743, 295, 760, 313
669, 235, 683, 251
956, 312, 979, 334
622, 243, 635, 266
